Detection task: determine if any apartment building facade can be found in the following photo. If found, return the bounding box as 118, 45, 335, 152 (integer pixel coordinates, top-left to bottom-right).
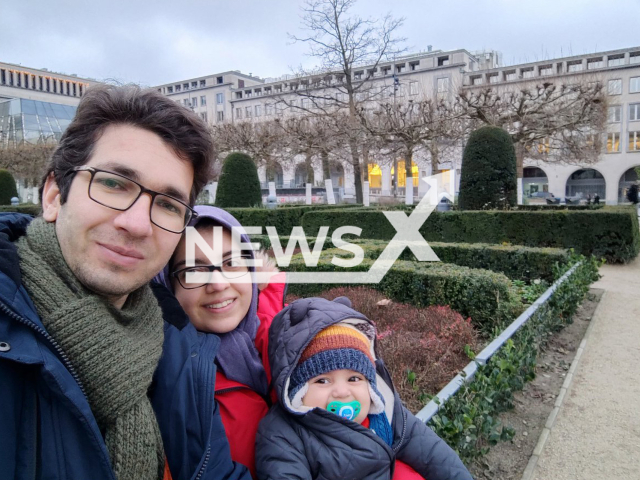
156, 46, 640, 204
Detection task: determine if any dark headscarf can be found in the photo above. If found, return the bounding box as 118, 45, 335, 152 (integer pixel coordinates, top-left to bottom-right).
155, 205, 268, 397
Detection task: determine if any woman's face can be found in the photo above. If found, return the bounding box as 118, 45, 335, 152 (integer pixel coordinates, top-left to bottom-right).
172, 226, 253, 334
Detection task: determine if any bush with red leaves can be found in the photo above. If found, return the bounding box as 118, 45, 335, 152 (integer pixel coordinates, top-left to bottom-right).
286, 286, 480, 413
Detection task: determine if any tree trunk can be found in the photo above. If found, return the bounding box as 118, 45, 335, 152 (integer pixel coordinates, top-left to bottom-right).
429, 143, 440, 175
321, 150, 331, 181
514, 141, 525, 179
349, 137, 363, 203
305, 153, 314, 184
362, 145, 370, 183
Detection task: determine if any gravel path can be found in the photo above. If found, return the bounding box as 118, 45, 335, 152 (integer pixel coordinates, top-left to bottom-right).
531, 257, 640, 480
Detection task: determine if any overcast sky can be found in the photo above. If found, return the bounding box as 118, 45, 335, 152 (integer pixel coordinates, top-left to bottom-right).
1, 0, 637, 87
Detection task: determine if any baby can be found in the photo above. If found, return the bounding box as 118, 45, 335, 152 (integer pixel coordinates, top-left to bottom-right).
255, 297, 473, 480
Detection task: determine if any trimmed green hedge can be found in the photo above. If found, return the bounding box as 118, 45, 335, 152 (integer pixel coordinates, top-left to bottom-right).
0, 204, 41, 215
251, 235, 568, 282
300, 207, 640, 263
353, 240, 569, 283
285, 250, 523, 330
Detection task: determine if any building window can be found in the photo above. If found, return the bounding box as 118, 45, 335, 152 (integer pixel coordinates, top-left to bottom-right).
16, 72, 21, 87
522, 68, 534, 79
183, 99, 189, 106
630, 132, 640, 151
630, 103, 640, 121
505, 70, 517, 81
608, 106, 621, 123
167, 86, 173, 93
200, 95, 206, 106
409, 81, 418, 95
567, 61, 584, 72
176, 85, 182, 92
39, 76, 43, 90
235, 108, 242, 119
79, 84, 83, 96
471, 76, 483, 85
631, 52, 640, 65
539, 65, 553, 76
587, 58, 603, 70
409, 61, 419, 71
200, 112, 207, 121
183, 83, 189, 90
437, 77, 449, 93
266, 104, 273, 115
489, 73, 499, 84
255, 105, 262, 117
46, 78, 50, 92
631, 77, 640, 93
437, 56, 450, 67
245, 106, 252, 118
608, 79, 622, 95
217, 111, 224, 122
537, 138, 550, 155
192, 98, 198, 108
200, 80, 206, 87
238, 80, 245, 88
216, 93, 224, 104
192, 81, 197, 88
608, 55, 625, 67
607, 132, 620, 153
396, 65, 405, 74
235, 92, 243, 99
217, 76, 223, 84
0, 69, 5, 85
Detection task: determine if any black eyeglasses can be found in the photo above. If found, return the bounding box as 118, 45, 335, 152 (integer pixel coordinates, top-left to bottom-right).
69, 166, 196, 233
172, 255, 252, 289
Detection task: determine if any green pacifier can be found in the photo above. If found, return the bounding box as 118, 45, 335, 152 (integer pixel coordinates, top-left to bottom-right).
327, 400, 361, 421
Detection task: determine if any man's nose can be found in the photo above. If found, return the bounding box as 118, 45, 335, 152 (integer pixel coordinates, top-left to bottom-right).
113, 194, 154, 237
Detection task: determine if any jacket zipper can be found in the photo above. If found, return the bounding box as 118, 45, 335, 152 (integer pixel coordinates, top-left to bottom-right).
194, 446, 211, 480
0, 300, 86, 397
392, 408, 408, 453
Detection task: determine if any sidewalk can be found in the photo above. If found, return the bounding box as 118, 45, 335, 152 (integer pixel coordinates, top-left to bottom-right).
530, 257, 640, 480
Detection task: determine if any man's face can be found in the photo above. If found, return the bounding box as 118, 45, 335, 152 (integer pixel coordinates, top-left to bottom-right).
42, 124, 194, 308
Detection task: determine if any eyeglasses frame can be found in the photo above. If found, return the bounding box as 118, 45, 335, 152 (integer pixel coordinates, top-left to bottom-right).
68, 165, 197, 234
171, 254, 253, 289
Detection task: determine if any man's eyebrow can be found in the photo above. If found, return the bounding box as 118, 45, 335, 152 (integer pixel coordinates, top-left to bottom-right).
99, 161, 190, 202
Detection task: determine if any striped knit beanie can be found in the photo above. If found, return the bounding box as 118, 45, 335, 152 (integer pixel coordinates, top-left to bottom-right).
288, 324, 385, 414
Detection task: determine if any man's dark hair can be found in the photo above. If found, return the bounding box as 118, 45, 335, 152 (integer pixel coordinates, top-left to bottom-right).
39, 84, 214, 205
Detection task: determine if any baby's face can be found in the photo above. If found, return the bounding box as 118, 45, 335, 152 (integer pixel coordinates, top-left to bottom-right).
302, 369, 371, 424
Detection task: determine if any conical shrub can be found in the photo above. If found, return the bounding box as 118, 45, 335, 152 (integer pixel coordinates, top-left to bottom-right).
458, 126, 517, 210
215, 152, 263, 208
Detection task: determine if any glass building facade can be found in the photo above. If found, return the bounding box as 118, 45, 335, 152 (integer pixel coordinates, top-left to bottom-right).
0, 98, 76, 146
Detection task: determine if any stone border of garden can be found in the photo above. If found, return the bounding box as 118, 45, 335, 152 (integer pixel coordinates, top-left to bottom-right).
519, 290, 604, 480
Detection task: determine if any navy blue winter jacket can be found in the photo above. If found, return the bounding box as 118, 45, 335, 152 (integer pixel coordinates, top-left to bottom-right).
0, 213, 250, 480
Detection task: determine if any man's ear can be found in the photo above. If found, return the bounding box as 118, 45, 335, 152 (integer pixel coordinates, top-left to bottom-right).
41, 172, 61, 222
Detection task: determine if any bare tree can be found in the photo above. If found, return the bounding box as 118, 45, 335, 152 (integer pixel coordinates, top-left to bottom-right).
456, 81, 607, 177
277, 114, 343, 184
0, 139, 56, 188
212, 119, 286, 181
288, 0, 406, 202
362, 97, 467, 188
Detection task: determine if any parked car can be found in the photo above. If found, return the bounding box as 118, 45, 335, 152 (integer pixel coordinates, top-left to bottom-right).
528, 191, 555, 205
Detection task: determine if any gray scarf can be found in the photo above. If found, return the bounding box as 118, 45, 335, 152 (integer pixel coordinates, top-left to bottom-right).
17, 218, 165, 480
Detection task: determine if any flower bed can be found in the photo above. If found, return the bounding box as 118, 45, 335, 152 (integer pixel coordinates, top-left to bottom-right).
287, 286, 480, 413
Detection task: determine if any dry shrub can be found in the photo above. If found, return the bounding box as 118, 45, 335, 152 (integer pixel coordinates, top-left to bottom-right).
286, 286, 480, 412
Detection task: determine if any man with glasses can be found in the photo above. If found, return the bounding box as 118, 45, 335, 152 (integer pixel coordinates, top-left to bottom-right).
0, 85, 249, 480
